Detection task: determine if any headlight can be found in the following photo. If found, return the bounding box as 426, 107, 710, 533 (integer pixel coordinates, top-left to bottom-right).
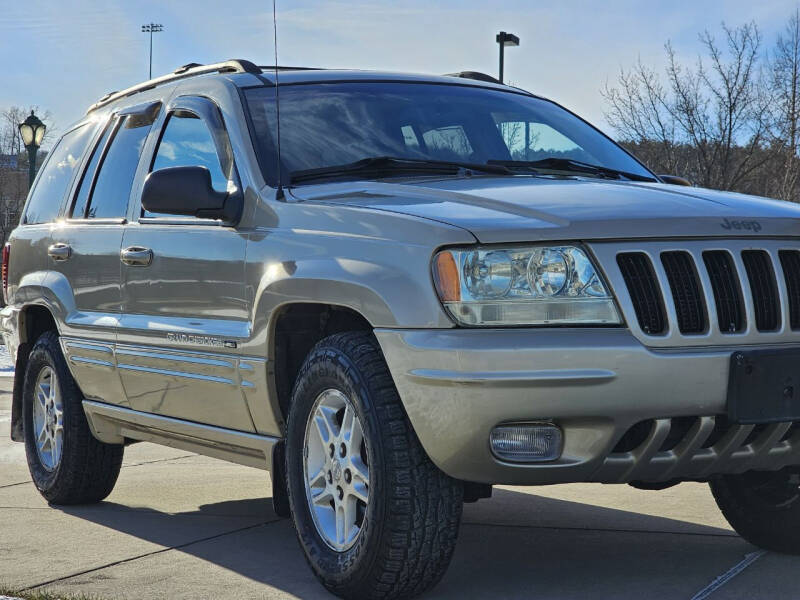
432, 244, 621, 326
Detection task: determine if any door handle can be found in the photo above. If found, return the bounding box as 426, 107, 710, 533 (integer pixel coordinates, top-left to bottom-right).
121, 246, 153, 267
47, 243, 72, 262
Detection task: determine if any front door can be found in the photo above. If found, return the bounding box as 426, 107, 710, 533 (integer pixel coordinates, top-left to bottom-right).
118, 97, 254, 432
54, 107, 157, 407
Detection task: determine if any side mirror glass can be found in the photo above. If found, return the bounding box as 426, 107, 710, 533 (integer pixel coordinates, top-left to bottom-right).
141, 166, 242, 223
658, 174, 692, 187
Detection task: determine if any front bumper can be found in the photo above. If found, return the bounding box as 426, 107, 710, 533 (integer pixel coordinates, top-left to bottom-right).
375, 328, 800, 485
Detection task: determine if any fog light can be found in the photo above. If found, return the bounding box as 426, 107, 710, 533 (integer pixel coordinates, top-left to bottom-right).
490, 423, 562, 463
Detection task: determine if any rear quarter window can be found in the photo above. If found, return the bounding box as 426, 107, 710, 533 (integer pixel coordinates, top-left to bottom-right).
23, 124, 94, 224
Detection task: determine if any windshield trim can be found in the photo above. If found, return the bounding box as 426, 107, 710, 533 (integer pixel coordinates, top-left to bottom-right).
240, 79, 657, 189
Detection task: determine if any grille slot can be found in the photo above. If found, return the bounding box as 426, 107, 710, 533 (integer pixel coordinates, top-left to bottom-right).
599, 416, 800, 483
617, 253, 666, 335
779, 250, 800, 330
703, 251, 745, 333
742, 250, 780, 331
661, 252, 706, 334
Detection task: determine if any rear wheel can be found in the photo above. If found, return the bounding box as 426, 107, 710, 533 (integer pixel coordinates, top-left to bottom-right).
285, 332, 463, 599
23, 331, 124, 504
710, 467, 800, 553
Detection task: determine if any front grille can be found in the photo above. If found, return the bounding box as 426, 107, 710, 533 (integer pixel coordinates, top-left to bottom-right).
742, 250, 780, 331
607, 242, 800, 341
779, 250, 800, 330
661, 251, 706, 333
703, 251, 745, 333
617, 253, 666, 334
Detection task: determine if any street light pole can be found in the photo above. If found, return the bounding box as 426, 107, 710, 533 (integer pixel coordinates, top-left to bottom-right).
17, 111, 46, 188
496, 31, 520, 83
141, 23, 164, 79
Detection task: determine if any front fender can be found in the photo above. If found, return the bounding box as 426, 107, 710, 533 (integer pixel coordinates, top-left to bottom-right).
244, 226, 466, 354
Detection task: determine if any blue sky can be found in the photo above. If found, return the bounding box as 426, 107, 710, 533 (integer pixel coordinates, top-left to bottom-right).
2, 0, 799, 148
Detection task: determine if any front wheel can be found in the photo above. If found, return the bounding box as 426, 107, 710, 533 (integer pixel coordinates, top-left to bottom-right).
285, 332, 463, 599
710, 467, 800, 553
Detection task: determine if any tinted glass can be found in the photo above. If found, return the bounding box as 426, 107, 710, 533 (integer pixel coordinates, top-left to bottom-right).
144, 112, 228, 218
86, 116, 151, 219
71, 120, 113, 218
152, 113, 227, 189
23, 124, 94, 224
245, 82, 653, 181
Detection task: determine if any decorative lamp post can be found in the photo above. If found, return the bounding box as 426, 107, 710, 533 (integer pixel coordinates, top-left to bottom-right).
18, 111, 46, 187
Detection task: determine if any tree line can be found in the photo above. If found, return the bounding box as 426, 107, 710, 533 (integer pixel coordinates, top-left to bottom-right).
603, 11, 800, 202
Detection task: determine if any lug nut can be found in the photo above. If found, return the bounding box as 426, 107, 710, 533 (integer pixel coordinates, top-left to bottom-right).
337, 486, 344, 500
327, 470, 333, 484
329, 444, 335, 458
340, 443, 347, 457
344, 469, 352, 484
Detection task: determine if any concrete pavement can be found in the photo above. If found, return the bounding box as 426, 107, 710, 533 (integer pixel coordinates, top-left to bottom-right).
2, 377, 799, 599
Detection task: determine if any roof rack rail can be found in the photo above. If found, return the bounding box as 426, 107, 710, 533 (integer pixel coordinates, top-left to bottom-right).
443, 71, 502, 85
87, 59, 263, 114
257, 65, 325, 72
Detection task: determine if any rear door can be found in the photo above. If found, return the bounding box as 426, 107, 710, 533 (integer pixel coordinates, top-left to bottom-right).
54, 103, 159, 406
12, 122, 97, 304
117, 96, 253, 431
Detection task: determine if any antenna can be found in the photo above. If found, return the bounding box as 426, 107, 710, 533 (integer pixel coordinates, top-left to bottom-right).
272, 0, 284, 199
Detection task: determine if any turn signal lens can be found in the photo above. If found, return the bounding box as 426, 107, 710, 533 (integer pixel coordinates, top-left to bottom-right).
433, 251, 460, 302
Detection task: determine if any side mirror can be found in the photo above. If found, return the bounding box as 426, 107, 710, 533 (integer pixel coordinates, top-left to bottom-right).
141, 166, 242, 223
658, 174, 692, 187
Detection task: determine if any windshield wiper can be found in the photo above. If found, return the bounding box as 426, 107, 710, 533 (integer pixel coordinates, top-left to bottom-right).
488, 158, 657, 182
290, 156, 512, 184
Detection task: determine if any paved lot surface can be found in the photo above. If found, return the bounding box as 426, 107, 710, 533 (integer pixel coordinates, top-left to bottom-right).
1, 378, 799, 599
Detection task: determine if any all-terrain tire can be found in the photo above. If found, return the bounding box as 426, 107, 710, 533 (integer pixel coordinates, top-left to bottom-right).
285, 331, 463, 600
23, 330, 124, 504
710, 468, 800, 554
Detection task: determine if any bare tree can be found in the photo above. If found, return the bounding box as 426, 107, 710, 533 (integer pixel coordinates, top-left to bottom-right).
602, 59, 681, 175
768, 9, 800, 201
603, 22, 774, 192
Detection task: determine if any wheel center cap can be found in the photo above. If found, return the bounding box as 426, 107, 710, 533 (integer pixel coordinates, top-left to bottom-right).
332, 461, 343, 482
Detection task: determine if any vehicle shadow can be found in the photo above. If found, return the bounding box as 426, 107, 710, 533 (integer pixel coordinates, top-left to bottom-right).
56, 486, 752, 599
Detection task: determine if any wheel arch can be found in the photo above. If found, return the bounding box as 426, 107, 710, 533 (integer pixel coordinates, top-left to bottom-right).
268, 302, 373, 426
10, 303, 60, 442
265, 302, 373, 518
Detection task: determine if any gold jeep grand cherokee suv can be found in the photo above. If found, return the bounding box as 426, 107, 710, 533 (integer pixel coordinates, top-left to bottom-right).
5, 59, 800, 599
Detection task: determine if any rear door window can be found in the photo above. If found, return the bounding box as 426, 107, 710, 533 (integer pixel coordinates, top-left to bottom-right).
70, 121, 114, 218
23, 124, 94, 224
83, 115, 153, 219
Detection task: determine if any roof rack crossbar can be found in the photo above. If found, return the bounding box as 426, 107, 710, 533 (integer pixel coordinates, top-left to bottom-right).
87, 59, 263, 114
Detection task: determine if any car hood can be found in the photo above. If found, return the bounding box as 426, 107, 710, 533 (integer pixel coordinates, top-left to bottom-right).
290, 176, 800, 243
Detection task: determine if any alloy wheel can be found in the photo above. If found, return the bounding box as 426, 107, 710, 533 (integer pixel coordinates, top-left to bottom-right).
32, 366, 63, 471
303, 388, 370, 551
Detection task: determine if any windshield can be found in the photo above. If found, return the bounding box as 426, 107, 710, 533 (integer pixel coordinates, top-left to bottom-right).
244, 82, 654, 184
